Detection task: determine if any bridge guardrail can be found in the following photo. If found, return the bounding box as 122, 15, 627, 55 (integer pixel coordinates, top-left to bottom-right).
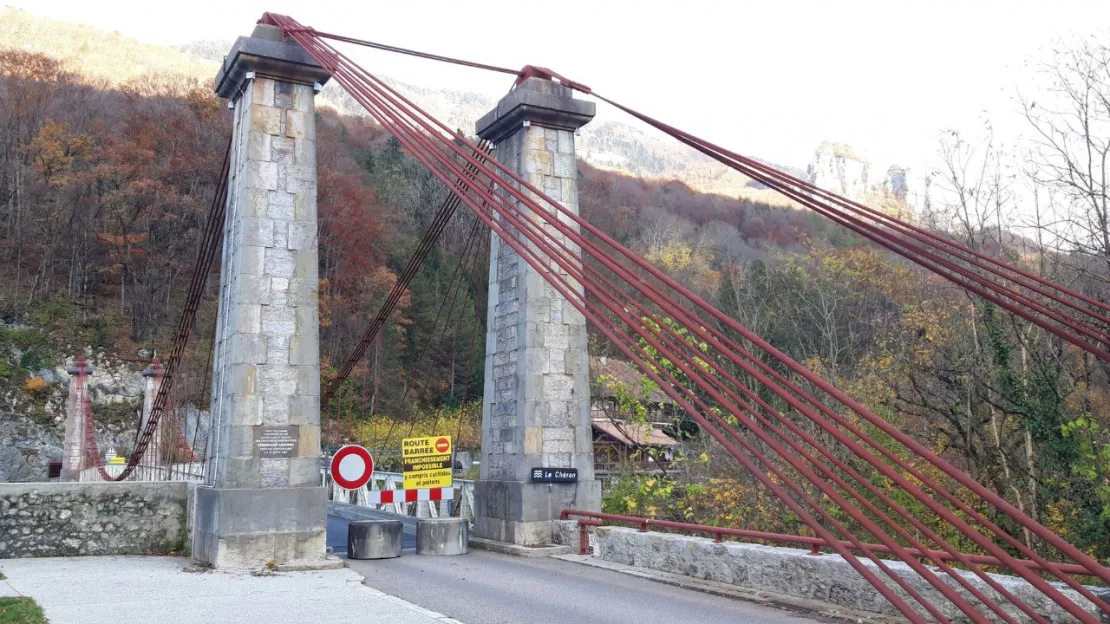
560, 509, 1110, 578
78, 462, 205, 483
324, 470, 475, 522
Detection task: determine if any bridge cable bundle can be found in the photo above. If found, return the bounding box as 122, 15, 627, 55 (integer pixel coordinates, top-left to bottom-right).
261, 14, 1110, 621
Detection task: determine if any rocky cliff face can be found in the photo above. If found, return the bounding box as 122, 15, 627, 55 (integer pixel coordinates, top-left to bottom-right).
806, 142, 931, 212
0, 354, 209, 483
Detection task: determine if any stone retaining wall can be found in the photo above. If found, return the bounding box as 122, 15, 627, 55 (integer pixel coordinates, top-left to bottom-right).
0, 481, 190, 558
594, 526, 1098, 623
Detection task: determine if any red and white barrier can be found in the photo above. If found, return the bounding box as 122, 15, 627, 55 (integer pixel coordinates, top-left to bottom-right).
366, 487, 454, 505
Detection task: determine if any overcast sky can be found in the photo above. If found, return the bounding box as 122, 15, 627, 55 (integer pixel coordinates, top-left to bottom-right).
10, 0, 1110, 172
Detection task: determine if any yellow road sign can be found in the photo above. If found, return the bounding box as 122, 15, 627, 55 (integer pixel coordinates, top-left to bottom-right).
401, 435, 453, 489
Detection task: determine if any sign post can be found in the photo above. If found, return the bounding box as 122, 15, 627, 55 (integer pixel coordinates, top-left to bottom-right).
330, 445, 374, 491
401, 436, 453, 489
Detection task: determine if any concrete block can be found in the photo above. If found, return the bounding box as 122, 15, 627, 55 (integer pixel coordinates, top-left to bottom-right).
349, 520, 403, 560
416, 518, 468, 556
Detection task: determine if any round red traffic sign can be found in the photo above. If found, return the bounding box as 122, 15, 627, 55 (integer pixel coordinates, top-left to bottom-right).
435, 437, 450, 453
330, 445, 374, 490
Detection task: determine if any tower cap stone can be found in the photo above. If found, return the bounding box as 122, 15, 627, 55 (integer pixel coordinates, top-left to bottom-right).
215, 26, 331, 100
476, 77, 595, 144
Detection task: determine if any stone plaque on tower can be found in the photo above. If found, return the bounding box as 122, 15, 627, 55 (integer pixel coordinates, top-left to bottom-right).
192, 22, 333, 569
473, 77, 602, 546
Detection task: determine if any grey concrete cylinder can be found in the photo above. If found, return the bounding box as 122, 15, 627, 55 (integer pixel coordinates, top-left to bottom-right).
416, 518, 468, 556
347, 520, 403, 560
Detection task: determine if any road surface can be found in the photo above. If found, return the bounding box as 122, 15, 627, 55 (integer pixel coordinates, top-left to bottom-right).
328, 513, 818, 624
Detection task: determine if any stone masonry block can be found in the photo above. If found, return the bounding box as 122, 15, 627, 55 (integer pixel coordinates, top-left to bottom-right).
247, 132, 272, 163
287, 222, 315, 250
240, 245, 266, 276
260, 458, 290, 488
288, 278, 316, 307
261, 305, 295, 336
225, 393, 263, 426
296, 366, 320, 397
247, 189, 268, 217
250, 106, 281, 137
274, 81, 295, 109
523, 427, 542, 454
236, 275, 271, 305
288, 456, 321, 487
264, 247, 295, 278
266, 334, 289, 365
262, 394, 290, 425
557, 131, 573, 154
294, 138, 316, 169
293, 249, 317, 280
288, 395, 318, 426
542, 427, 572, 441
225, 424, 256, 456
285, 111, 314, 140
257, 364, 297, 397
293, 86, 314, 113
270, 277, 289, 306
225, 361, 259, 395
247, 161, 279, 191
233, 304, 261, 334
268, 191, 295, 219
229, 334, 266, 364
289, 333, 318, 366
252, 78, 275, 107
240, 217, 274, 247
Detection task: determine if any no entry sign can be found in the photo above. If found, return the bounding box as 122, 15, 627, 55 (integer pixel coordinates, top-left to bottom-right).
330, 444, 374, 490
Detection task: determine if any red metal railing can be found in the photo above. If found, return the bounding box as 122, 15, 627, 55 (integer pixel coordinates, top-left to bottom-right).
560, 509, 1110, 579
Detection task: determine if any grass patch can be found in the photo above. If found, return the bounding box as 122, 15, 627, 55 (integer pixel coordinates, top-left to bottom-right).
0, 597, 48, 624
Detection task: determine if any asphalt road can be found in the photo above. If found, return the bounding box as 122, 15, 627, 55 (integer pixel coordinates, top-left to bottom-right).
328, 515, 816, 624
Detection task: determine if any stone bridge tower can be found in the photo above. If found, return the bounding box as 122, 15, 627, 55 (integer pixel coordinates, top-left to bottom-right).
473, 78, 602, 546
193, 23, 332, 569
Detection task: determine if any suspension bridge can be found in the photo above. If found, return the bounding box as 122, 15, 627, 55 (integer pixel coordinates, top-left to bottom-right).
5, 12, 1110, 624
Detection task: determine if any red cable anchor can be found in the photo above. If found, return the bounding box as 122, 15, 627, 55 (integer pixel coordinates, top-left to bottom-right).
515, 65, 591, 94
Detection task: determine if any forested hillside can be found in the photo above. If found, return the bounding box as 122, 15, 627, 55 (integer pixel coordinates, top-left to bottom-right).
0, 12, 823, 463
2, 8, 1109, 563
